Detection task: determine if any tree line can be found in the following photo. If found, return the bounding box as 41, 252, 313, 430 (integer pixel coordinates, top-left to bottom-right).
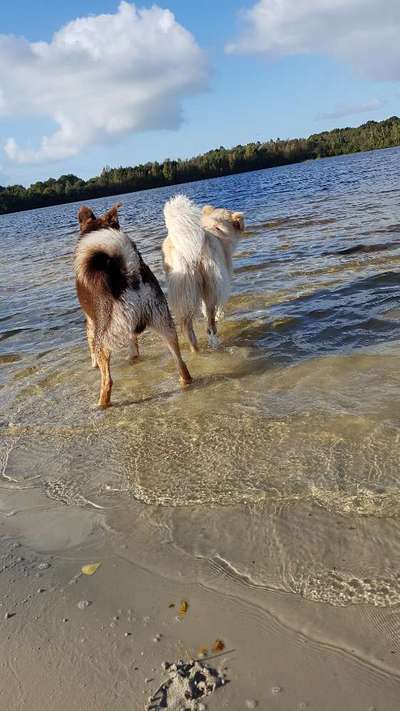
1, 116, 400, 215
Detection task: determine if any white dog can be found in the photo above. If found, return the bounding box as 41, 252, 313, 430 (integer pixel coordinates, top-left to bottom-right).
162, 195, 244, 351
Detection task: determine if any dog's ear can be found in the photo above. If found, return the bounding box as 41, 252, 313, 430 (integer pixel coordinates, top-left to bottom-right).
202, 205, 215, 216
231, 211, 244, 231
100, 202, 122, 230
78, 206, 97, 235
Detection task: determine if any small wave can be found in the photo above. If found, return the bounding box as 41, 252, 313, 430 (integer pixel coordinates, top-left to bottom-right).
310, 485, 400, 518
293, 569, 400, 607
211, 554, 400, 608
125, 480, 400, 518
0, 353, 22, 365
323, 241, 399, 257
44, 480, 104, 510
0, 327, 35, 343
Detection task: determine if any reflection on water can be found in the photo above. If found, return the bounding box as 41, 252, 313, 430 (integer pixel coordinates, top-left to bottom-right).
1, 148, 400, 632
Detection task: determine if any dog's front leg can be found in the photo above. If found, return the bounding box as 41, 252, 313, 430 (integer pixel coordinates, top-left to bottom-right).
128, 334, 140, 361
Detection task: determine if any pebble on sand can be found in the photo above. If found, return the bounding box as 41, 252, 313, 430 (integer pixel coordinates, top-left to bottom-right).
77, 600, 92, 609
37, 562, 51, 570
245, 700, 258, 709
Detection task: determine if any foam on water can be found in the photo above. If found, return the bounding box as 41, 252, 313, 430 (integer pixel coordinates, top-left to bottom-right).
294, 568, 400, 607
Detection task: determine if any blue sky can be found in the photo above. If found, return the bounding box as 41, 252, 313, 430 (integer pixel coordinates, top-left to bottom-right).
1, 0, 398, 186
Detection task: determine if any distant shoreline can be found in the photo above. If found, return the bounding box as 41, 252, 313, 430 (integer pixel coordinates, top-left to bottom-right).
1, 116, 399, 216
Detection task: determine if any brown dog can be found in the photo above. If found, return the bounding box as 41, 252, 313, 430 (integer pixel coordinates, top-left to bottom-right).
74, 203, 192, 408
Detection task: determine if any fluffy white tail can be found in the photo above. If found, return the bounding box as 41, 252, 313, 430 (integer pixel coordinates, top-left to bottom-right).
163, 195, 204, 266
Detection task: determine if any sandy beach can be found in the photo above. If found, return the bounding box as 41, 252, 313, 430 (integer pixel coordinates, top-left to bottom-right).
1, 480, 400, 711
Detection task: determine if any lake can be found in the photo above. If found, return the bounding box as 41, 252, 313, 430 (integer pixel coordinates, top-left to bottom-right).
1, 146, 400, 708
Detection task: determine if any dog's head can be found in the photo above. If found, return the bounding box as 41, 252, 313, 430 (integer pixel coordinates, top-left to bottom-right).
202, 204, 245, 239
77, 202, 122, 236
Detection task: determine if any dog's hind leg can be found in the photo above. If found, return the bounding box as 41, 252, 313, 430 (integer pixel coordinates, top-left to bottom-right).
128, 334, 139, 361
205, 304, 221, 349
86, 317, 98, 368
96, 347, 113, 409
156, 325, 192, 387
182, 317, 199, 353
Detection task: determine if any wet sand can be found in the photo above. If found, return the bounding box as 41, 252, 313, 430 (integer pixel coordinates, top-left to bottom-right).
1, 485, 400, 711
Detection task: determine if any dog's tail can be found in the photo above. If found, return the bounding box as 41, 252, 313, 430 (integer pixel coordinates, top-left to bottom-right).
163, 195, 204, 266
74, 230, 129, 295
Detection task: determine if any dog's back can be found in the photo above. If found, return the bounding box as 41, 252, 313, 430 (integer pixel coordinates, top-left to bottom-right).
75, 228, 138, 298
75, 204, 172, 352
162, 195, 242, 318
163, 195, 204, 267
75, 228, 140, 348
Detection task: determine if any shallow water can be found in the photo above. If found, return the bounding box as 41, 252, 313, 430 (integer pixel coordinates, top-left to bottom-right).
2, 148, 400, 681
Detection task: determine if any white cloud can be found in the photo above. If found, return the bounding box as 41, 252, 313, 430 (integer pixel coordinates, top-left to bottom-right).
227, 0, 400, 81
316, 98, 384, 120
0, 2, 207, 164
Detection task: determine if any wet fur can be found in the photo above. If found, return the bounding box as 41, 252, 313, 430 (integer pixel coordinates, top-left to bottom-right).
162, 195, 244, 351
75, 203, 192, 408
